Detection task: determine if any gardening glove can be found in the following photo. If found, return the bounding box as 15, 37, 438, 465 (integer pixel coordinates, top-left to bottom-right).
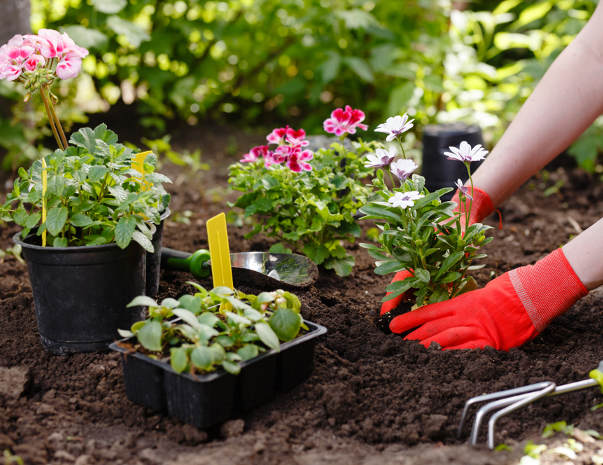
379, 186, 494, 315
450, 185, 494, 226
389, 248, 588, 350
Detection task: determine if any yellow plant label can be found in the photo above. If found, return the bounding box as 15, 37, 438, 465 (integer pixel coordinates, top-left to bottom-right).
41, 158, 48, 247
206, 213, 233, 289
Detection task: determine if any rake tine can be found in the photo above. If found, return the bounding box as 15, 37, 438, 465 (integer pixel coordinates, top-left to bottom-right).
458, 381, 553, 438
486, 381, 556, 449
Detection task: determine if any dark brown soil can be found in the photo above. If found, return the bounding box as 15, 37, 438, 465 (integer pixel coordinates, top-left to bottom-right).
0, 129, 601, 465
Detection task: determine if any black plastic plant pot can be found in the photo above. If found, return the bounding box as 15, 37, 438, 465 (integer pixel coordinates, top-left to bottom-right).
146, 208, 171, 299
14, 234, 146, 355
422, 123, 484, 201
109, 320, 327, 429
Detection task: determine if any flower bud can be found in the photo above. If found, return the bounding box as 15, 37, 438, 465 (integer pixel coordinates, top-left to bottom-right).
415, 239, 423, 246
23, 92, 31, 103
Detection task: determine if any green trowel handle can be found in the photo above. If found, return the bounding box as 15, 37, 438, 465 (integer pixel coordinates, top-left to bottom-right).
161, 247, 211, 279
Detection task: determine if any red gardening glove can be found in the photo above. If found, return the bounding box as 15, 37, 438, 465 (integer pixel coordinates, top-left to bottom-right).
451, 185, 494, 226
390, 248, 587, 350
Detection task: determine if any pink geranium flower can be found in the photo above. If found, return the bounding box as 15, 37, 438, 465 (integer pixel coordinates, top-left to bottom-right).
323, 105, 368, 137
285, 146, 313, 172
241, 145, 270, 163
24, 53, 45, 72
56, 55, 83, 79
267, 126, 309, 146
264, 148, 288, 168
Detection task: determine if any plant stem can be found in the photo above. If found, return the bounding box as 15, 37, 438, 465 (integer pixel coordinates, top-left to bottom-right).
39, 86, 64, 150
396, 137, 407, 159
465, 162, 473, 232
45, 84, 68, 149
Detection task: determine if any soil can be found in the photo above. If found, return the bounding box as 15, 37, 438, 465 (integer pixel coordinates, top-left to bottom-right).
0, 124, 602, 465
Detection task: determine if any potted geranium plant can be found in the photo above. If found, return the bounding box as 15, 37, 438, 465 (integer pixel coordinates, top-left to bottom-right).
0, 30, 171, 353
228, 106, 376, 276
111, 283, 326, 428
359, 113, 493, 330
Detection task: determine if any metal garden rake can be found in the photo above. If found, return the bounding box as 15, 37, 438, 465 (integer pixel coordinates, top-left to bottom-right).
458, 360, 603, 449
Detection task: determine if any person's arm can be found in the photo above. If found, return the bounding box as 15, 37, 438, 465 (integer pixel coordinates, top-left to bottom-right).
563, 218, 603, 290
472, 1, 603, 206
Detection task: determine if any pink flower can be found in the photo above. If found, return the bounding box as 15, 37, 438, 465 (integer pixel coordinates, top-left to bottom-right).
264, 148, 287, 168
267, 126, 308, 146
24, 53, 45, 72
285, 146, 313, 172
241, 145, 270, 163
323, 105, 368, 137
56, 55, 82, 79
0, 44, 33, 80
37, 29, 88, 60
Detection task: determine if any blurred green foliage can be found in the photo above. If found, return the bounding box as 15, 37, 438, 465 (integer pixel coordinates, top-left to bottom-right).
0, 0, 600, 172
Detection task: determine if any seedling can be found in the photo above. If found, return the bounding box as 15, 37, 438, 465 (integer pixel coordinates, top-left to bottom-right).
119, 284, 306, 375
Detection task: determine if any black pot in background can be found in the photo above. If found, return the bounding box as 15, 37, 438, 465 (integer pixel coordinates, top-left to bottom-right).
14, 234, 146, 355
146, 208, 170, 299
421, 123, 484, 201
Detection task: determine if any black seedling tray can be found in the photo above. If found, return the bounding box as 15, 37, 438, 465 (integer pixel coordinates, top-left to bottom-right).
110, 320, 327, 429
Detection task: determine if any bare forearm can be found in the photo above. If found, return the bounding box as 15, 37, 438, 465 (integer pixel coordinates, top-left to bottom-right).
562, 218, 603, 291
473, 3, 603, 206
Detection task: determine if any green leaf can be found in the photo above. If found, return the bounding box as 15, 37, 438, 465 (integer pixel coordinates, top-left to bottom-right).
127, 295, 157, 308
70, 213, 93, 228
198, 312, 220, 327
359, 205, 402, 223
88, 165, 108, 182
386, 82, 415, 116
172, 308, 202, 330
51, 237, 67, 247
374, 260, 405, 275
170, 347, 189, 373
225, 311, 252, 326
413, 268, 430, 283
321, 50, 341, 83
269, 243, 293, 254
269, 308, 302, 342
91, 0, 126, 14
190, 346, 214, 371
255, 322, 280, 351
326, 256, 354, 277
343, 57, 374, 82
132, 230, 154, 253
237, 344, 259, 361
439, 271, 462, 284
178, 295, 202, 314
70, 127, 97, 152
25, 212, 41, 230
136, 321, 162, 352
114, 216, 137, 249
222, 361, 241, 375
303, 243, 330, 265
434, 251, 464, 280
61, 25, 109, 50
46, 206, 68, 236
107, 16, 150, 47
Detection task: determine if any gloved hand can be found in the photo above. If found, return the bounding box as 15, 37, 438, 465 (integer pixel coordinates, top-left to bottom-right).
379, 185, 494, 316
389, 248, 587, 350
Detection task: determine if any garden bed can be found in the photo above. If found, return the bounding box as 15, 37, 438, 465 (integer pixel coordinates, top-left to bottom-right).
0, 126, 601, 464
